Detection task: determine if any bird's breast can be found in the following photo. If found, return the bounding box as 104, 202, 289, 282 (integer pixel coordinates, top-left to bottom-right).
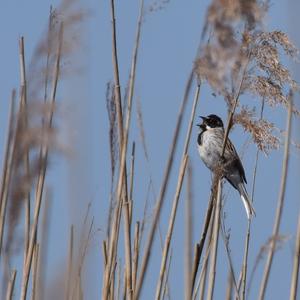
198, 130, 223, 171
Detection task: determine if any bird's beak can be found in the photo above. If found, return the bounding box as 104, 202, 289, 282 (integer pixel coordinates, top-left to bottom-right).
196, 116, 207, 129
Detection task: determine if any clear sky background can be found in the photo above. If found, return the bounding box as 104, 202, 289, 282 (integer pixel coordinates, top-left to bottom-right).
0, 0, 299, 299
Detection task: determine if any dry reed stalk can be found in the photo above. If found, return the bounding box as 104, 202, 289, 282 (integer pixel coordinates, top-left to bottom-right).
206, 180, 222, 300
155, 154, 188, 300
19, 37, 31, 264
31, 243, 40, 300
191, 190, 214, 293
129, 142, 136, 224
220, 219, 240, 300
5, 270, 17, 300
102, 1, 126, 287
191, 244, 200, 292
239, 97, 265, 300
103, 1, 144, 297
109, 263, 116, 300
155, 155, 188, 300
191, 63, 246, 289
79, 218, 94, 275
116, 260, 121, 300
289, 212, 300, 300
20, 23, 63, 300
102, 240, 108, 267
70, 217, 94, 300
65, 225, 74, 300
19, 37, 32, 295
24, 197, 30, 266
162, 249, 173, 300
0, 93, 16, 256
193, 220, 214, 300
36, 190, 52, 300
225, 271, 233, 300
119, 0, 144, 294
156, 82, 200, 300
132, 221, 140, 293
135, 93, 174, 297
134, 71, 194, 299
185, 162, 193, 300
204, 46, 251, 300
258, 94, 293, 300
240, 221, 251, 299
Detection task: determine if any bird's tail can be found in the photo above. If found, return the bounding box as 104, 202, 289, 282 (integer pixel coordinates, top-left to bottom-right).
237, 183, 256, 219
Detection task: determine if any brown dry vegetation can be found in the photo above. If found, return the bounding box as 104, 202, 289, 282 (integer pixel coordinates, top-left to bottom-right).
0, 0, 299, 299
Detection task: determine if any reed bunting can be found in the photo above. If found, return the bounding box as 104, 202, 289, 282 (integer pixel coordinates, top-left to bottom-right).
197, 114, 255, 219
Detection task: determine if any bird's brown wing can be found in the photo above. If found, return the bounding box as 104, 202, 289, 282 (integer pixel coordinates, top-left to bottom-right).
224, 138, 247, 184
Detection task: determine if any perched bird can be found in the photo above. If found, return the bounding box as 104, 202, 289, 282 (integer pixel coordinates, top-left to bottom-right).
197, 114, 255, 219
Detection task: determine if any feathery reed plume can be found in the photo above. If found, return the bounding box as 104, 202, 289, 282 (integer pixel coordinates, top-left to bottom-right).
20, 21, 64, 300
196, 0, 298, 153
194, 3, 298, 298
147, 0, 170, 13
105, 81, 118, 238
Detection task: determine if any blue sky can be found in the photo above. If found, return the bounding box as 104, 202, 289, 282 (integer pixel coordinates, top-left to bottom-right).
0, 0, 299, 299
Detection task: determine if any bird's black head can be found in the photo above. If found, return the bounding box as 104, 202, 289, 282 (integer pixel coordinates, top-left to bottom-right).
197, 114, 224, 130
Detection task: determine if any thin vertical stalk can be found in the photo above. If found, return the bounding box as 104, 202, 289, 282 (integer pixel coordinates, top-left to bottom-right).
289, 212, 300, 300
155, 156, 188, 300
225, 271, 233, 300
258, 95, 293, 300
121, 1, 144, 296
6, 270, 17, 300
129, 142, 135, 225
155, 83, 200, 300
220, 220, 240, 300
116, 260, 121, 300
0, 92, 16, 256
132, 222, 140, 293
36, 189, 52, 300
102, 240, 108, 267
191, 191, 214, 293
185, 162, 193, 300
66, 225, 74, 300
134, 71, 194, 299
206, 180, 222, 300
31, 244, 40, 300
19, 37, 31, 266
240, 97, 265, 300
20, 23, 63, 300
162, 249, 173, 300
103, 1, 144, 297
196, 218, 214, 300
24, 198, 30, 268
